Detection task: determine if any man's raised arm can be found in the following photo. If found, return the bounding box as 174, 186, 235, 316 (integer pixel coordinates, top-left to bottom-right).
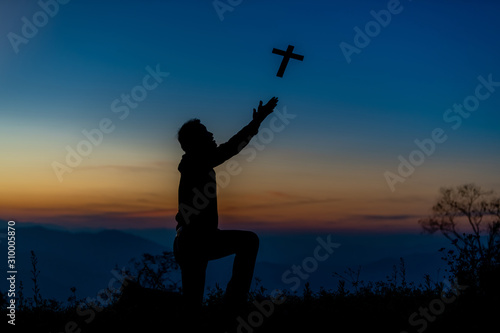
211, 97, 279, 167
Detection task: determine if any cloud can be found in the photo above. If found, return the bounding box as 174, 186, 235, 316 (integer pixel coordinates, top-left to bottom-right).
226, 196, 340, 211
35, 209, 177, 229
78, 160, 177, 173
357, 214, 421, 221
266, 191, 298, 199
79, 164, 158, 173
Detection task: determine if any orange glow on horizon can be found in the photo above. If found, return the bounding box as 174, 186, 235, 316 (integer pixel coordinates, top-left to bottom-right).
2, 136, 497, 232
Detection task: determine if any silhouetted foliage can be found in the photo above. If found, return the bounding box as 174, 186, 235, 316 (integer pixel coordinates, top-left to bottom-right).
125, 251, 180, 291
5, 250, 497, 332
18, 280, 25, 311
419, 184, 500, 290
67, 287, 77, 308
334, 259, 437, 298
249, 277, 268, 300
204, 283, 225, 307
333, 265, 362, 293
0, 289, 6, 308
30, 250, 42, 309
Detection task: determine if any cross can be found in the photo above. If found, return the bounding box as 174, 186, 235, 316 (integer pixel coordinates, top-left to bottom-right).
272, 45, 304, 78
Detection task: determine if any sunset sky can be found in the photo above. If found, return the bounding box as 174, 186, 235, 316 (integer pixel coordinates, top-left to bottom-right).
1, 0, 499, 232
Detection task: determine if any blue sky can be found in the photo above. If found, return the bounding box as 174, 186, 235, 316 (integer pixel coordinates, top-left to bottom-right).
1, 0, 499, 231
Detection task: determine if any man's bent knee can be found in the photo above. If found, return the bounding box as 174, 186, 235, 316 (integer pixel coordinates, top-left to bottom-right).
247, 231, 259, 250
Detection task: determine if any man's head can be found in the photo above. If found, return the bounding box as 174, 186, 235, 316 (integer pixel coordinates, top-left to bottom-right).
177, 119, 217, 153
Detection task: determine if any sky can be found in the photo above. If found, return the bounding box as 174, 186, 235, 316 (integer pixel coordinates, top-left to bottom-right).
1, 0, 500, 232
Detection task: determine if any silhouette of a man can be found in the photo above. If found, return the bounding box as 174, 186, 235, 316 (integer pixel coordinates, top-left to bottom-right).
173, 97, 279, 319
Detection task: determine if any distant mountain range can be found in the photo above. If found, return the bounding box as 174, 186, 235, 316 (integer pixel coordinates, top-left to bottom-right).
0, 223, 451, 302
1, 225, 166, 302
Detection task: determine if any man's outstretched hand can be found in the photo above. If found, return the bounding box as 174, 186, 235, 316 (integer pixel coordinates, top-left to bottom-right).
253, 97, 279, 123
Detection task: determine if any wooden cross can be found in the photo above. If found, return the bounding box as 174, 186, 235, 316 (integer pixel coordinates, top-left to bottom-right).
272, 45, 304, 77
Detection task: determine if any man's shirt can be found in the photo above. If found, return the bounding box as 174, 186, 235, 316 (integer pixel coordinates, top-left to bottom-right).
175, 119, 260, 232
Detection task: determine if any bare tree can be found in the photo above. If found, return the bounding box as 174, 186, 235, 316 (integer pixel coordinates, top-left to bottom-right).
419, 184, 500, 287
